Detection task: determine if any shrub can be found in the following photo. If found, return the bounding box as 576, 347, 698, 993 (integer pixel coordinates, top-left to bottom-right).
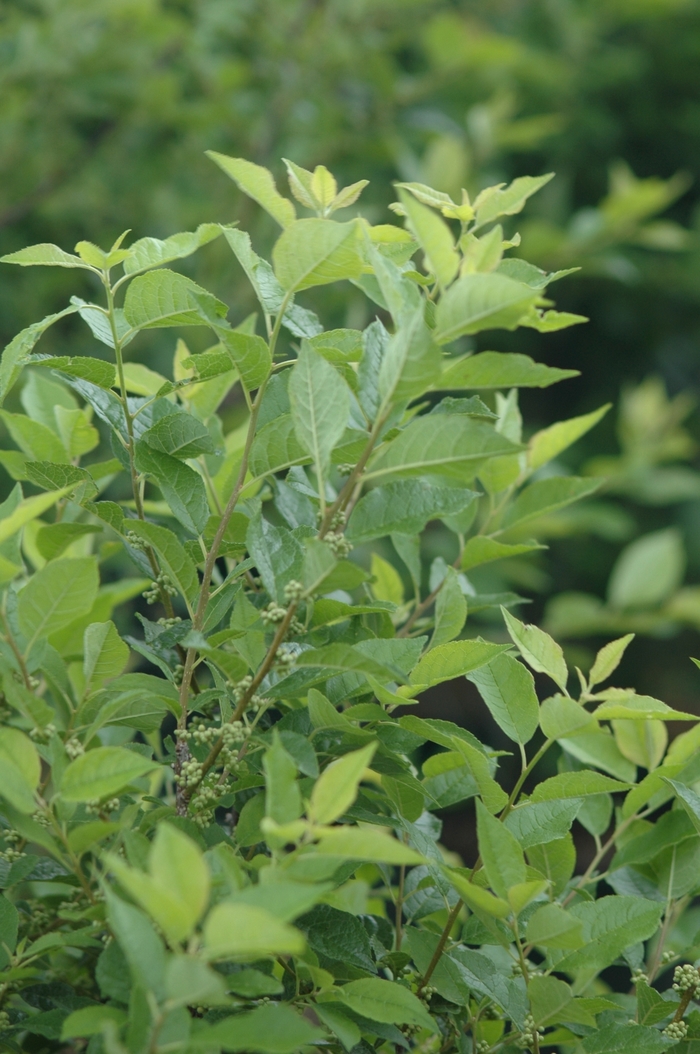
0, 157, 697, 1054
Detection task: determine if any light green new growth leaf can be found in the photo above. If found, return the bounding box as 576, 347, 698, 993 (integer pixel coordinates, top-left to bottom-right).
18, 557, 99, 650
0, 307, 79, 406
0, 243, 91, 269
531, 771, 632, 802
123, 269, 228, 330
207, 152, 296, 228
476, 799, 526, 899
289, 344, 349, 480
0, 728, 40, 813
123, 223, 223, 275
83, 621, 128, 693
411, 639, 511, 689
198, 1004, 323, 1053
0, 484, 74, 546
467, 652, 539, 744
539, 695, 597, 739
203, 902, 305, 959
450, 738, 508, 814
588, 634, 635, 688
432, 568, 468, 648
526, 904, 584, 950
398, 187, 459, 288
461, 536, 546, 572
61, 746, 160, 801
528, 405, 610, 471
149, 824, 210, 935
502, 477, 603, 532
61, 1006, 127, 1040
439, 351, 578, 390
273, 218, 364, 291
366, 415, 522, 483
309, 743, 377, 825
314, 826, 425, 864
608, 528, 685, 610
434, 273, 539, 344
337, 978, 435, 1032
264, 734, 302, 826
444, 867, 510, 918
474, 174, 554, 228
502, 608, 568, 692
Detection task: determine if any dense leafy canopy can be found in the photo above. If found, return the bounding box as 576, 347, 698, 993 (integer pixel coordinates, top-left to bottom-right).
0, 157, 697, 1054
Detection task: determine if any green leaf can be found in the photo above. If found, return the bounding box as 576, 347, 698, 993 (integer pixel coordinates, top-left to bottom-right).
411, 639, 510, 689
526, 904, 584, 950
264, 733, 302, 826
588, 634, 635, 688
444, 866, 510, 918
35, 353, 116, 389
123, 269, 228, 329
141, 412, 214, 459
347, 480, 477, 543
221, 228, 286, 314
273, 218, 364, 292
467, 652, 539, 744
503, 799, 582, 848
309, 743, 377, 825
474, 174, 554, 227
202, 901, 304, 959
337, 978, 435, 1032
165, 956, 229, 1008
556, 896, 663, 972
61, 1006, 127, 1040
0, 728, 40, 813
527, 836, 576, 896
0, 243, 91, 268
83, 621, 128, 693
582, 1024, 670, 1054
289, 344, 349, 480
432, 567, 468, 648
450, 738, 509, 814
25, 461, 97, 500
125, 520, 200, 607
366, 415, 521, 483
539, 695, 597, 739
104, 889, 166, 997
123, 223, 223, 275
434, 274, 539, 344
0, 895, 18, 969
295, 643, 402, 683
608, 528, 685, 610
218, 329, 271, 390
461, 536, 545, 571
476, 799, 526, 899
636, 979, 676, 1027
502, 477, 602, 532
314, 826, 425, 864
0, 409, 68, 462
664, 779, 700, 834
0, 311, 81, 409
194, 1004, 323, 1054
530, 771, 632, 802
134, 442, 209, 535
207, 152, 296, 228
398, 187, 459, 287
18, 557, 99, 649
439, 351, 578, 390
61, 746, 160, 801
246, 509, 304, 603
529, 405, 610, 471
378, 304, 441, 404
249, 414, 309, 478
502, 608, 568, 692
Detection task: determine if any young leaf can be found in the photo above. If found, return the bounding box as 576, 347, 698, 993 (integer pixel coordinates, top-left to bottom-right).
502, 477, 602, 533
528, 405, 610, 471
476, 799, 526, 899
122, 223, 223, 275
397, 187, 459, 288
207, 152, 296, 228
461, 536, 546, 571
432, 568, 468, 648
288, 344, 349, 482
0, 243, 92, 269
83, 621, 129, 693
309, 743, 377, 825
18, 556, 99, 650
474, 174, 554, 228
202, 902, 305, 959
467, 653, 539, 744
502, 608, 568, 692
588, 634, 635, 688
61, 746, 160, 801
273, 218, 364, 292
439, 351, 578, 390
197, 1004, 322, 1053
410, 639, 511, 689
607, 528, 685, 610
263, 734, 302, 826
530, 772, 632, 802
123, 269, 228, 330
434, 273, 539, 344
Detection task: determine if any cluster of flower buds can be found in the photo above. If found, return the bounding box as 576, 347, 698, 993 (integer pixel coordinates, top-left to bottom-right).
283, 580, 304, 603
276, 645, 297, 669
30, 722, 56, 742
85, 798, 120, 816
261, 601, 287, 625
324, 530, 352, 557
664, 1021, 688, 1040
673, 964, 700, 994
518, 1014, 544, 1050
157, 616, 182, 629
64, 737, 84, 760
189, 780, 220, 828
631, 968, 647, 984
0, 829, 24, 863
142, 573, 177, 605
476, 1041, 491, 1053
0, 1012, 10, 1031
174, 758, 203, 789
125, 530, 147, 552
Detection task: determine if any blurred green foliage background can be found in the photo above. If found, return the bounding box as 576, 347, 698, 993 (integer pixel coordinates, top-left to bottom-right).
2, 0, 700, 711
